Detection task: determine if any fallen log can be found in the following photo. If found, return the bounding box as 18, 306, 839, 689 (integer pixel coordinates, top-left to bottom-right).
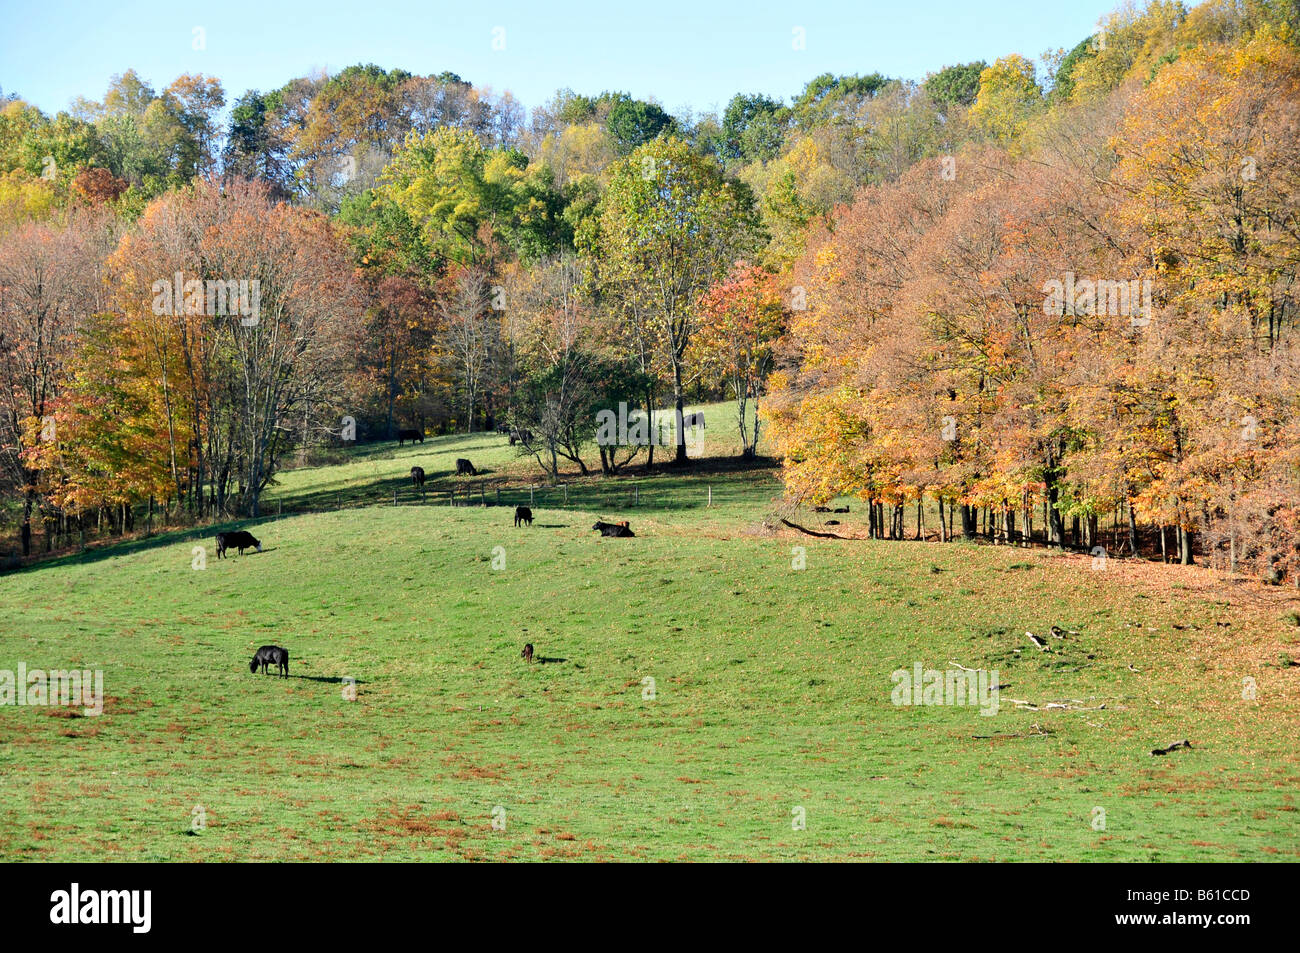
780, 518, 848, 540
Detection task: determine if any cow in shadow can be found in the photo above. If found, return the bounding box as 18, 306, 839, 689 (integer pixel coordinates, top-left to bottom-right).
398, 428, 423, 446
456, 458, 477, 476
410, 466, 425, 488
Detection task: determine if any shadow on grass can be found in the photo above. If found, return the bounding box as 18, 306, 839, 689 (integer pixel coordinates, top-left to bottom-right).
3, 519, 282, 578
4, 454, 783, 577
244, 674, 367, 684
220, 546, 277, 558
291, 675, 367, 684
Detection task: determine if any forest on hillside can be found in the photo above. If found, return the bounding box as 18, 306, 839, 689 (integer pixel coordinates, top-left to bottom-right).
1, 0, 1298, 581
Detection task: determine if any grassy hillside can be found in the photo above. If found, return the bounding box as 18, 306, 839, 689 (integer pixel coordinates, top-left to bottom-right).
2, 417, 1298, 861
265, 401, 759, 511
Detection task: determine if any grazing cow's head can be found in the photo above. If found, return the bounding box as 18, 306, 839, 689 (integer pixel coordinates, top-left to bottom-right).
249, 657, 260, 673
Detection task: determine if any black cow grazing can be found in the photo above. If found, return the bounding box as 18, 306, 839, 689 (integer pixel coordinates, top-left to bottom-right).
249, 645, 289, 677
496, 423, 511, 435
410, 466, 425, 488
397, 428, 423, 446
509, 428, 533, 445
681, 411, 706, 429
593, 520, 635, 538
216, 530, 261, 559
456, 458, 477, 476
514, 506, 533, 527
833, 506, 850, 513
521, 643, 534, 664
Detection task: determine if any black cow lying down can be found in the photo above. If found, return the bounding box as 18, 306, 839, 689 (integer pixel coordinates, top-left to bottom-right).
593, 520, 635, 537
250, 645, 289, 677
456, 458, 477, 476
515, 506, 533, 527
216, 530, 261, 558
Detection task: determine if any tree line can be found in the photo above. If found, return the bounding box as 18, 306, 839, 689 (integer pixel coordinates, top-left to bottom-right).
2, 0, 1298, 578
769, 2, 1300, 582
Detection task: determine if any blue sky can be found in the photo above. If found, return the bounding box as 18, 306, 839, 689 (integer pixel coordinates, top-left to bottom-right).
1, 0, 1115, 116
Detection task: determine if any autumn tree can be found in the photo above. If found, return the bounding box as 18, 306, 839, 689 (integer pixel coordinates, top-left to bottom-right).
694, 262, 786, 458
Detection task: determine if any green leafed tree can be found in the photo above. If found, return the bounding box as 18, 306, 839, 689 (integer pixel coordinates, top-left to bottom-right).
605, 97, 676, 154
579, 137, 762, 464
922, 62, 987, 114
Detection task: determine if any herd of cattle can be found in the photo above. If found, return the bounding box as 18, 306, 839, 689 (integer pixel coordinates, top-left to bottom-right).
398, 425, 536, 447
409, 457, 478, 488
231, 426, 637, 674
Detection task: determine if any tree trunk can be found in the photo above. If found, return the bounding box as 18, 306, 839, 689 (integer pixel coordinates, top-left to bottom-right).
960, 504, 976, 540
644, 389, 656, 470
672, 369, 687, 466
